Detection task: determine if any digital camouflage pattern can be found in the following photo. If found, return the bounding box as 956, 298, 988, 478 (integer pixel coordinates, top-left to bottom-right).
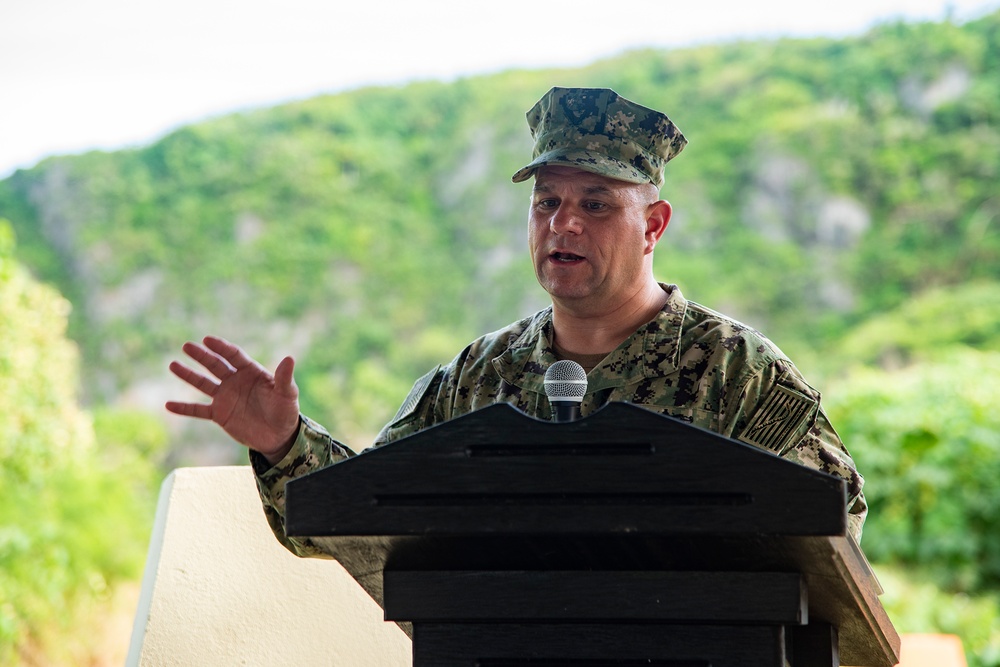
511, 87, 688, 188
253, 285, 867, 558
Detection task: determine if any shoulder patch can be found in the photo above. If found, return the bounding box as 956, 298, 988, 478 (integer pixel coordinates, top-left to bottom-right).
390, 364, 442, 425
739, 383, 816, 454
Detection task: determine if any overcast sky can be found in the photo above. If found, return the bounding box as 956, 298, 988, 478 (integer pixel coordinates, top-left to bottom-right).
2, 0, 998, 177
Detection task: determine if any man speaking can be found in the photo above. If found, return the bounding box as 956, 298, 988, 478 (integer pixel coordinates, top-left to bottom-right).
167, 87, 867, 558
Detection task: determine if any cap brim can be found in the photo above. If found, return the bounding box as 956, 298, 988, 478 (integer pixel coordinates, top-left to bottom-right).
511, 148, 654, 185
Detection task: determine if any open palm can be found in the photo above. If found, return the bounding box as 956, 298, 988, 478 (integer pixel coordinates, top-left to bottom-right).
166, 336, 301, 462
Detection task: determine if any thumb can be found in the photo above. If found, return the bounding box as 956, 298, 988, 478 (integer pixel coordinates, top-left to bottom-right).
274, 356, 298, 398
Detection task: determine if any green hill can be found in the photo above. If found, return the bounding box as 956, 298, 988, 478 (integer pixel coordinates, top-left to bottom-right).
1, 11, 998, 453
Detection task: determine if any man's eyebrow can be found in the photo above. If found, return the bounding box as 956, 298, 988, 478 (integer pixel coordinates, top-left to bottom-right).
531, 183, 619, 196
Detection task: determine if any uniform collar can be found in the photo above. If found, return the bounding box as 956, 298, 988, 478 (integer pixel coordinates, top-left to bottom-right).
492, 284, 688, 393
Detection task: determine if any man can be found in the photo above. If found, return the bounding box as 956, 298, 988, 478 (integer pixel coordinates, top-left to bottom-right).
167, 87, 866, 559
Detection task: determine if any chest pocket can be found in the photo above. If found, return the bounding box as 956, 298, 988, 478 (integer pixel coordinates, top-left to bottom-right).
630, 403, 721, 435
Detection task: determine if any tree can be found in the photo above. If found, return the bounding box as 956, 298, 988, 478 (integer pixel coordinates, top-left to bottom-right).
0, 219, 163, 665
826, 347, 1000, 593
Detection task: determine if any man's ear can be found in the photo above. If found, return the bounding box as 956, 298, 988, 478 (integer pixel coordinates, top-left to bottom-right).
644, 200, 672, 253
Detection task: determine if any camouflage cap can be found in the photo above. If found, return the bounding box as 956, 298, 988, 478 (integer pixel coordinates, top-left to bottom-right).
511, 87, 687, 189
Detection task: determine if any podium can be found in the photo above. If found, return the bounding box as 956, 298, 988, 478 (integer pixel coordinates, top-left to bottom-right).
285, 403, 899, 666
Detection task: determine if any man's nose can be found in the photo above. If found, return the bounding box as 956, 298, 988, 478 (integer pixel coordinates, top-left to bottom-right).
550, 205, 583, 235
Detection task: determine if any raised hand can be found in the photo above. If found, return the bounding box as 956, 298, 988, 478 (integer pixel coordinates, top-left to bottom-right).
166, 336, 301, 464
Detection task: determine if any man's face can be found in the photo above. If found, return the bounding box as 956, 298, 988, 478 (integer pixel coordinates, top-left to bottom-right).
528, 166, 665, 312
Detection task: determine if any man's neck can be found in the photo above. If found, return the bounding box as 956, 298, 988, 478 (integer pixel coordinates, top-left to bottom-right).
551, 282, 667, 356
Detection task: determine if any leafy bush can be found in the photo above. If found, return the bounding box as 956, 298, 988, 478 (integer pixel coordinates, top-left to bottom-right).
834, 282, 1000, 368
876, 565, 1000, 667
826, 347, 1000, 593
0, 220, 165, 664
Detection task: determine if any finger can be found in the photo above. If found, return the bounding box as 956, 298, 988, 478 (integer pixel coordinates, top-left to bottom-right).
165, 400, 214, 420
204, 335, 257, 372
182, 340, 237, 379
169, 360, 222, 396
274, 356, 298, 398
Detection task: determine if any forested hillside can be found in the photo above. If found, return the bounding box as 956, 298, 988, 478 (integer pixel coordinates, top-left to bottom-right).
2, 12, 999, 452
1, 10, 999, 665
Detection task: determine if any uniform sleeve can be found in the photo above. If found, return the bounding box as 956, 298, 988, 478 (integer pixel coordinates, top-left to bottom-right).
251, 364, 450, 558
250, 415, 355, 558
725, 359, 867, 542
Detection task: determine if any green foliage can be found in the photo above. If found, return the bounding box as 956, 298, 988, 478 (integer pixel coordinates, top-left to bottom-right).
835, 282, 1000, 368
826, 348, 1000, 593
828, 312, 1000, 663
876, 565, 1000, 667
0, 220, 163, 664
2, 13, 999, 432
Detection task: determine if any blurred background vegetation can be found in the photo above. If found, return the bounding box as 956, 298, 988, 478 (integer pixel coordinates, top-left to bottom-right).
1, 10, 999, 665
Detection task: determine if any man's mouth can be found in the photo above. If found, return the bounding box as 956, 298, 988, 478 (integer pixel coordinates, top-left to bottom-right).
551, 252, 584, 262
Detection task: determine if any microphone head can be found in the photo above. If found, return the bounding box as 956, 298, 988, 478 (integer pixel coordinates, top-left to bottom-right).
543, 360, 588, 403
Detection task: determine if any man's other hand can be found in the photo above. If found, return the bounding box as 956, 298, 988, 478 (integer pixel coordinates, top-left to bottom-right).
166, 336, 300, 465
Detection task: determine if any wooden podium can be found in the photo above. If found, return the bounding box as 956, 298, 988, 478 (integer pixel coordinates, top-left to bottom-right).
285, 403, 899, 667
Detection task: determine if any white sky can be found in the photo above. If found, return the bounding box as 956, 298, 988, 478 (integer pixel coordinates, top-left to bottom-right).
2, 0, 998, 177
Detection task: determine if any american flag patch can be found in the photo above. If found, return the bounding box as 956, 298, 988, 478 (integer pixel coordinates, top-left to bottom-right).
739, 384, 815, 454
390, 365, 441, 424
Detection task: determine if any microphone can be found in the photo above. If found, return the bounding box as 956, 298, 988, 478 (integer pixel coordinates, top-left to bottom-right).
543, 360, 587, 423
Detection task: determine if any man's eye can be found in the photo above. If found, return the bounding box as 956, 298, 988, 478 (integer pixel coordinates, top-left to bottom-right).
585, 201, 607, 211
536, 198, 558, 208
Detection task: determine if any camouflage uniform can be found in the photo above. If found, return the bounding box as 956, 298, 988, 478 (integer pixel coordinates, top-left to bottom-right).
253, 284, 866, 557
251, 88, 866, 557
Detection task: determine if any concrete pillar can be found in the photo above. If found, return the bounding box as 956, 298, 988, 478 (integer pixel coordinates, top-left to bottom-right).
127, 466, 411, 666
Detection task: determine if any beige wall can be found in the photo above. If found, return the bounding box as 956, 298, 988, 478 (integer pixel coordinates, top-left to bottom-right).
127, 466, 411, 666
